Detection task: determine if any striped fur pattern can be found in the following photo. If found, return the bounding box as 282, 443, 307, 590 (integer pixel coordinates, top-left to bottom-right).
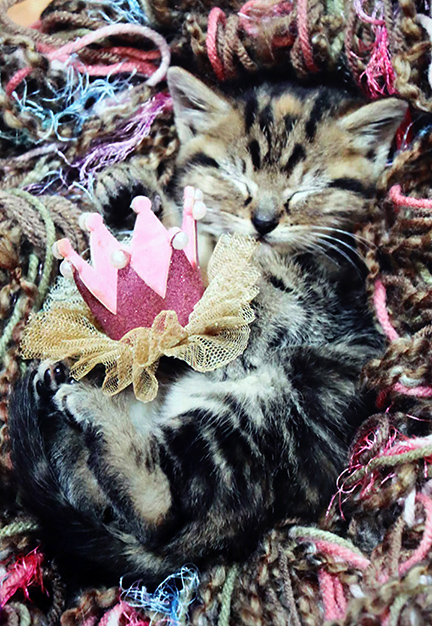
9, 69, 407, 585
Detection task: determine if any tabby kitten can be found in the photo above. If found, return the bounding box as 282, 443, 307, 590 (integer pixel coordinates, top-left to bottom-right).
9, 68, 407, 585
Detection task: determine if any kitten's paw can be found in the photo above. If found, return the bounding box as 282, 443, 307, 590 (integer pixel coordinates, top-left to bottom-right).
33, 360, 71, 402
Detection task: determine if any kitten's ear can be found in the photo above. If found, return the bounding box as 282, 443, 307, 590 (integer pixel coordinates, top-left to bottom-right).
167, 67, 232, 143
339, 98, 408, 169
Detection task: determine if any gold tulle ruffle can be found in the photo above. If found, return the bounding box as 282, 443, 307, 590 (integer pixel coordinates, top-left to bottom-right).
21, 235, 261, 402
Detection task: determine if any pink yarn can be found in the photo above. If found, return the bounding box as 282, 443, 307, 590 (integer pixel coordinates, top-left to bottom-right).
318, 570, 347, 621
314, 539, 370, 570
98, 603, 125, 626
373, 279, 432, 397
363, 25, 396, 98
5, 67, 34, 97
354, 0, 385, 26
373, 280, 400, 343
206, 7, 227, 81
389, 184, 432, 210
81, 618, 98, 626
296, 0, 319, 72
97, 602, 149, 626
393, 382, 432, 398
0, 548, 45, 607
353, 0, 396, 98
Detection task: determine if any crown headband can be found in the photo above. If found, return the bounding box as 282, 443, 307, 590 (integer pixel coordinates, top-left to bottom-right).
53, 187, 206, 340
21, 188, 261, 403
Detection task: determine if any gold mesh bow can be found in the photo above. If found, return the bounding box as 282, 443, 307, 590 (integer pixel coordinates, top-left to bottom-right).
21, 235, 260, 402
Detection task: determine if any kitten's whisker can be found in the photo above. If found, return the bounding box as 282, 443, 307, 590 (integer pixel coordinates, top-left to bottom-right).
315, 236, 362, 274
308, 226, 376, 249
315, 233, 366, 263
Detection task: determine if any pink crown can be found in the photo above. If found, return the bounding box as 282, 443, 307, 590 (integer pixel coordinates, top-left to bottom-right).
54, 187, 206, 340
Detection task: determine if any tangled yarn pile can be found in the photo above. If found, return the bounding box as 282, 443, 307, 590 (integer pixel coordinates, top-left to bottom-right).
2, 0, 432, 624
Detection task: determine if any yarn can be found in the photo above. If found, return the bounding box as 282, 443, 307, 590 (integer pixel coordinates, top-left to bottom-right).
73, 92, 173, 187
6, 23, 170, 96
217, 565, 238, 626
86, 0, 150, 26
296, 0, 319, 73
3, 1, 432, 625
121, 565, 199, 624
0, 548, 44, 607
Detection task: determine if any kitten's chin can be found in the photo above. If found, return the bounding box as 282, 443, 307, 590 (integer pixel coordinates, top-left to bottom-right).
256, 237, 300, 257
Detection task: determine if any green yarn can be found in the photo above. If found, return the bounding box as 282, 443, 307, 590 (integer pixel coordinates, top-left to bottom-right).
218, 565, 239, 626
0, 519, 39, 538
0, 253, 39, 361
388, 592, 410, 626
326, 0, 345, 16
10, 190, 56, 310
343, 443, 432, 488
290, 526, 365, 556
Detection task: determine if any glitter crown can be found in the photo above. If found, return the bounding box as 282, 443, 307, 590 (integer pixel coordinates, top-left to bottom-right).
54, 187, 206, 340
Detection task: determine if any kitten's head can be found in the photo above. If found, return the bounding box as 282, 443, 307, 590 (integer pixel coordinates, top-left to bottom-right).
167, 68, 407, 253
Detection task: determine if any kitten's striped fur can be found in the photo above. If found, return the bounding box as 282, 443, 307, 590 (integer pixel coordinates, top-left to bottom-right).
9, 69, 407, 585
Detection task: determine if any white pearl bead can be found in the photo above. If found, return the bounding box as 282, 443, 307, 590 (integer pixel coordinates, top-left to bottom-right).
78, 212, 93, 231
192, 201, 207, 221
172, 231, 189, 250
110, 249, 130, 269
194, 188, 204, 201
59, 260, 74, 279
52, 241, 64, 260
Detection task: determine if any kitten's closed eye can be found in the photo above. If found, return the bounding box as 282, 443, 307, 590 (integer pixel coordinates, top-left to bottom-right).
168, 67, 407, 250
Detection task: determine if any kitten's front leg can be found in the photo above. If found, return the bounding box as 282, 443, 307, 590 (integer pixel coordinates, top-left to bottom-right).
17, 361, 173, 528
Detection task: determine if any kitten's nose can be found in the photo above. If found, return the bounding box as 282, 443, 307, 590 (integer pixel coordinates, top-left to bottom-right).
251, 213, 279, 236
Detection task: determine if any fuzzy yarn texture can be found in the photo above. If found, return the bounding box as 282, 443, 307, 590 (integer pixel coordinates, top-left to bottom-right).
1, 0, 432, 624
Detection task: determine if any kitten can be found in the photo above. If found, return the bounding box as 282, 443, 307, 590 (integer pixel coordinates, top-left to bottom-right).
8, 68, 407, 586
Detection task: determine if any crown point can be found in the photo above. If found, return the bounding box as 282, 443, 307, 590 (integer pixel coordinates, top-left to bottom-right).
194, 188, 204, 202
110, 249, 130, 269
172, 231, 189, 250
86, 213, 104, 232
59, 259, 74, 279
193, 201, 207, 221
131, 196, 152, 214
184, 186, 195, 204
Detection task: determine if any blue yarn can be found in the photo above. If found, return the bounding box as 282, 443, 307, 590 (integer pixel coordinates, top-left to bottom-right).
9, 66, 136, 145
87, 0, 149, 25
121, 566, 200, 624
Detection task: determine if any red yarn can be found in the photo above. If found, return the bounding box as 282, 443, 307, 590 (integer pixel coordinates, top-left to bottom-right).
395, 109, 413, 151
5, 23, 170, 98
5, 67, 35, 97
296, 0, 319, 72
0, 548, 45, 607
206, 7, 227, 81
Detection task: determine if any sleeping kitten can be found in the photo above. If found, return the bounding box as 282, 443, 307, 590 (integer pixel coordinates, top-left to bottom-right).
9, 69, 407, 586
